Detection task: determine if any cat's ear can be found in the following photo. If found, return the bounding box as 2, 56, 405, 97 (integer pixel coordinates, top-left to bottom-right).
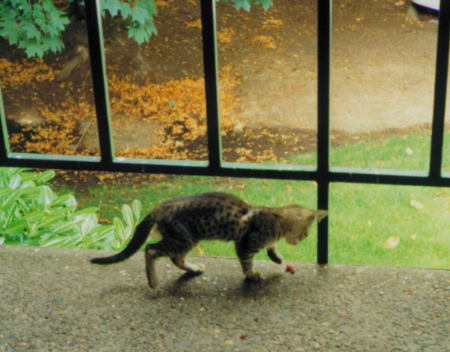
314, 210, 328, 223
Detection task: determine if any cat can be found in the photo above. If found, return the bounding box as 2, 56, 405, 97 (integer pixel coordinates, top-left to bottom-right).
91, 192, 327, 288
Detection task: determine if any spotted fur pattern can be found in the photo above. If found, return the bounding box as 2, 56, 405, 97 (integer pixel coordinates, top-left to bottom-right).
91, 192, 327, 288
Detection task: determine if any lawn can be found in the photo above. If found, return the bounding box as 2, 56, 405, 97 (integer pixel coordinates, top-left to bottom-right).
57, 130, 450, 270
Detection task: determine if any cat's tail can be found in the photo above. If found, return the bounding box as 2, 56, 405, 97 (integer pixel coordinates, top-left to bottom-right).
90, 214, 154, 264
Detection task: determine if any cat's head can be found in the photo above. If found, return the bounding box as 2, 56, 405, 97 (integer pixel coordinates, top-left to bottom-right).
281, 205, 328, 245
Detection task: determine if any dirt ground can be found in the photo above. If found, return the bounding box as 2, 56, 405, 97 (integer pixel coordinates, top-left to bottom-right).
0, 0, 447, 161
236, 0, 440, 133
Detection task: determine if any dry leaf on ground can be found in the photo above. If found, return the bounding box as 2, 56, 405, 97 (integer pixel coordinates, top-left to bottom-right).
410, 200, 424, 210
384, 236, 400, 249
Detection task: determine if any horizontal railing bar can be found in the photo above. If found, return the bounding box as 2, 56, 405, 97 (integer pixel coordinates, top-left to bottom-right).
5, 153, 101, 163
2, 155, 450, 186
221, 161, 316, 173
331, 166, 428, 178
330, 168, 448, 186
114, 157, 208, 168
0, 156, 316, 180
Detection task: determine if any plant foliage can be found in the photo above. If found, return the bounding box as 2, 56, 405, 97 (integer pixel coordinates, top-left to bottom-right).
220, 0, 272, 12
0, 167, 142, 249
0, 0, 272, 58
0, 0, 69, 58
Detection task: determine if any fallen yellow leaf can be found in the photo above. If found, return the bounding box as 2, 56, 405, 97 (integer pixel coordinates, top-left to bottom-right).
384, 236, 400, 249
410, 200, 424, 210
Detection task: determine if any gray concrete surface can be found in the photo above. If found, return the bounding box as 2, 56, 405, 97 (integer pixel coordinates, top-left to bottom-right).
1, 245, 449, 352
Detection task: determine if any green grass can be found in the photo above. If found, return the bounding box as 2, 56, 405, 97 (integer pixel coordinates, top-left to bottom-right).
292, 130, 443, 170
56, 130, 450, 269
330, 183, 450, 269
291, 130, 450, 269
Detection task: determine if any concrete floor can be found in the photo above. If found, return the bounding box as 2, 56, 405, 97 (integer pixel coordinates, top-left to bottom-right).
1, 246, 449, 352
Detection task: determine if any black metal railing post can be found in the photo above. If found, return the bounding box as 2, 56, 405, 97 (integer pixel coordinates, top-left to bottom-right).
429, 0, 450, 179
84, 0, 115, 164
317, 0, 332, 265
200, 0, 222, 170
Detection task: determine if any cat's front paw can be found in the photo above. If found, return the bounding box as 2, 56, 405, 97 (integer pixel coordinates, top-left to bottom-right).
267, 249, 283, 264
244, 272, 262, 283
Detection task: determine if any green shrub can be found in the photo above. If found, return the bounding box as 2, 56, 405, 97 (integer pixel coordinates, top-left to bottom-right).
0, 0, 273, 58
0, 167, 141, 249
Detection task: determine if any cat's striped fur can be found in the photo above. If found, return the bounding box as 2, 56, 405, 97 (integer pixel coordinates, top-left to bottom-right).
91, 192, 327, 288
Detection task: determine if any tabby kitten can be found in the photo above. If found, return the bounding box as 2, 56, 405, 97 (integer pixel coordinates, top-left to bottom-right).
91, 192, 327, 288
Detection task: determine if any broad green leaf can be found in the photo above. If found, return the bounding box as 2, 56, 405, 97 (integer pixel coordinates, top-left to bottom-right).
74, 207, 99, 215
40, 185, 55, 206
21, 39, 45, 58
23, 211, 47, 226
113, 217, 125, 238
42, 235, 81, 248
35, 210, 70, 229
127, 25, 150, 44
8, 175, 21, 189
22, 22, 41, 40
85, 225, 114, 244
0, 168, 144, 249
80, 213, 98, 235
1, 190, 24, 210
51, 194, 76, 208
3, 219, 27, 234
121, 204, 133, 226
131, 199, 142, 221
20, 180, 36, 189
102, 0, 123, 17
52, 219, 83, 234
256, 0, 273, 11
129, 7, 148, 25
36, 170, 55, 183
119, 2, 131, 18
0, 22, 20, 45
234, 0, 252, 11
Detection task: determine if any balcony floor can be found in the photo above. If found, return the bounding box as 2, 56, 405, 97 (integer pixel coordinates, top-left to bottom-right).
1, 246, 449, 351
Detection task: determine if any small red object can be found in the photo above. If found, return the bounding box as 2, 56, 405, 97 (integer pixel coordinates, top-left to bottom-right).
285, 264, 296, 274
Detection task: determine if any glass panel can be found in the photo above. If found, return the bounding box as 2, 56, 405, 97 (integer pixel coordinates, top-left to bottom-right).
0, 0, 99, 156
331, 1, 437, 171
217, 1, 317, 166
101, 0, 207, 161
330, 183, 450, 269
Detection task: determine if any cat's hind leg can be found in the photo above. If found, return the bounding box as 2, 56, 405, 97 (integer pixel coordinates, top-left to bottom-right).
170, 253, 205, 274
161, 221, 205, 275
146, 222, 203, 287
145, 243, 164, 288
146, 238, 185, 288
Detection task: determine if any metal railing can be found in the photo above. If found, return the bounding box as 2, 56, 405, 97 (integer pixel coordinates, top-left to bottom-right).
1, 0, 449, 264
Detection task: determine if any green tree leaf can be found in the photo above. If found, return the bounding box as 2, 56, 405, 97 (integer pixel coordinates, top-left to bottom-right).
1, 0, 271, 58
